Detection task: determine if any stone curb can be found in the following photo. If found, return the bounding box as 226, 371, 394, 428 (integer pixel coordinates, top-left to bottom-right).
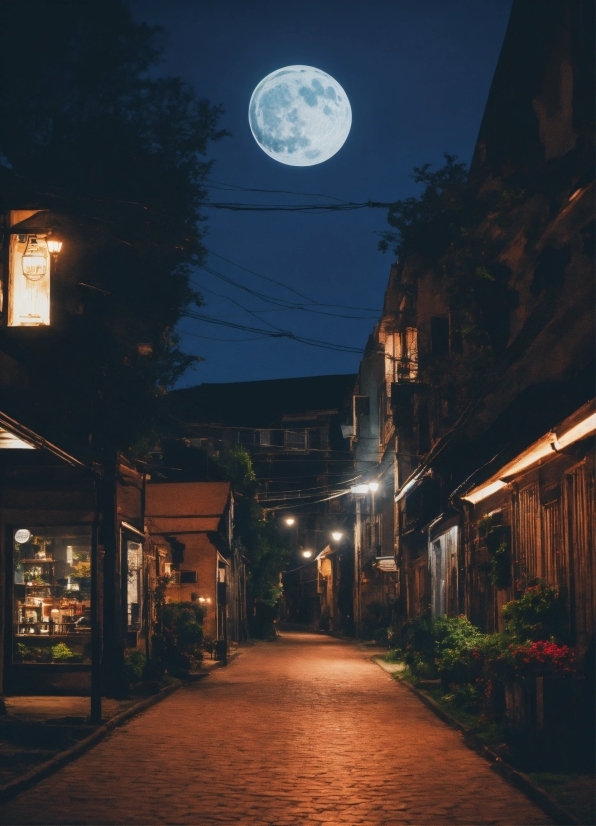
371, 656, 580, 826
0, 681, 184, 805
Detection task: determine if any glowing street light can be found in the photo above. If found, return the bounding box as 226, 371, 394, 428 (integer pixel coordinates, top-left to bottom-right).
284, 517, 295, 526
331, 531, 343, 541
368, 481, 379, 492
47, 238, 63, 256
302, 550, 313, 559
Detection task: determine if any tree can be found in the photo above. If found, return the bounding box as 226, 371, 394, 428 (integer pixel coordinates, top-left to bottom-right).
215, 447, 290, 627
379, 155, 524, 411
0, 0, 227, 452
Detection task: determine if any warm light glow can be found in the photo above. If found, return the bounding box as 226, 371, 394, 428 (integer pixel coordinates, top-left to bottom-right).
368, 482, 379, 492
554, 412, 596, 450
462, 407, 596, 504
395, 477, 417, 502
351, 484, 369, 494
302, 550, 313, 559
0, 427, 35, 450
47, 239, 63, 255
284, 517, 295, 526
331, 531, 343, 541
9, 234, 50, 326
22, 237, 48, 280
198, 597, 206, 603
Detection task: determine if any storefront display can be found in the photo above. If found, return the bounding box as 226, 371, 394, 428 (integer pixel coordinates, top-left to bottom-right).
13, 526, 92, 664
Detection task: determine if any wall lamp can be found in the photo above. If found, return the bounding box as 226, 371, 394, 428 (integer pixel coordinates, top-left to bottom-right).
302, 550, 313, 559
331, 531, 343, 541
284, 517, 295, 526
47, 238, 63, 256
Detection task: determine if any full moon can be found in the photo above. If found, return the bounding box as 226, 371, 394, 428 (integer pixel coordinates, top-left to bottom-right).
248, 65, 352, 167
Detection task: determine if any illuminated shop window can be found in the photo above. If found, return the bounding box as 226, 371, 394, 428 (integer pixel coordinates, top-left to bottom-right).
384, 328, 418, 383
127, 541, 143, 630
13, 526, 91, 664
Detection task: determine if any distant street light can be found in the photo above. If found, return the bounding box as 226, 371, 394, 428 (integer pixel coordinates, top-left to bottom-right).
331, 531, 343, 541
368, 482, 379, 492
285, 517, 295, 526
302, 550, 313, 559
351, 484, 369, 494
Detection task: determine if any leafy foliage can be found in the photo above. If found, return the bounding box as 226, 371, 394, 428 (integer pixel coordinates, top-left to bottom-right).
214, 447, 290, 610
487, 640, 575, 683
379, 154, 526, 415
476, 515, 512, 589
501, 581, 566, 642
152, 600, 205, 676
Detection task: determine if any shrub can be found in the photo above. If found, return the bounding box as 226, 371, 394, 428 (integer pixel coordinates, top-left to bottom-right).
154, 601, 205, 676
487, 640, 575, 683
123, 649, 146, 683
437, 632, 505, 686
502, 581, 566, 642
51, 642, 78, 662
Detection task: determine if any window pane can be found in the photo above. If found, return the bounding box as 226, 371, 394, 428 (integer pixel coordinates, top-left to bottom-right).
285, 429, 306, 449
13, 526, 92, 664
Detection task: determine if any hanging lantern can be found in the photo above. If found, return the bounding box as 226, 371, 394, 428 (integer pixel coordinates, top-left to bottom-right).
21, 237, 48, 281
47, 239, 63, 255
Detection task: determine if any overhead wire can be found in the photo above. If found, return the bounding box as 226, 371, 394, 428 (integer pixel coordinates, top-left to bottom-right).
205, 250, 380, 313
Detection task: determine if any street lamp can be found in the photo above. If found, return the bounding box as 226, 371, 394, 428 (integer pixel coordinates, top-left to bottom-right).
284, 517, 295, 526
368, 481, 379, 492
302, 550, 313, 559
331, 531, 343, 542
47, 238, 63, 256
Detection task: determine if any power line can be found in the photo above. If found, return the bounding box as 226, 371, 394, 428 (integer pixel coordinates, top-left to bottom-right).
194, 270, 378, 321
203, 253, 381, 314
206, 178, 351, 204
182, 310, 365, 354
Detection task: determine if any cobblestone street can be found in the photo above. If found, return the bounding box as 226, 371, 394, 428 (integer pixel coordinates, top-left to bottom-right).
0, 632, 551, 825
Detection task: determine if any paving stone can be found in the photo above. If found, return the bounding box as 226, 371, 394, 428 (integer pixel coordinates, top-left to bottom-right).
0, 632, 552, 825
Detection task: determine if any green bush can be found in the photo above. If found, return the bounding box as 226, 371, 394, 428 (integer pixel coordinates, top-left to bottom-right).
51, 642, 79, 662
154, 601, 205, 676
124, 649, 146, 683
502, 581, 566, 642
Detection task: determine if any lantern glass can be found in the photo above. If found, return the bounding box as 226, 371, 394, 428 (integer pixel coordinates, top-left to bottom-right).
21, 237, 48, 281
47, 239, 63, 255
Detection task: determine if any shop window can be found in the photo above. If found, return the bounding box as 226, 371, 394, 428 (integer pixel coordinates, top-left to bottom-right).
127, 541, 143, 630
385, 328, 418, 383
13, 526, 91, 664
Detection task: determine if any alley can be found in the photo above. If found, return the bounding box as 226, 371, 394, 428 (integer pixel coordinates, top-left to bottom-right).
0, 633, 551, 826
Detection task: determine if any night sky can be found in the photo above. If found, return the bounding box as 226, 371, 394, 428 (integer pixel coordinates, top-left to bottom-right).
129, 0, 512, 387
